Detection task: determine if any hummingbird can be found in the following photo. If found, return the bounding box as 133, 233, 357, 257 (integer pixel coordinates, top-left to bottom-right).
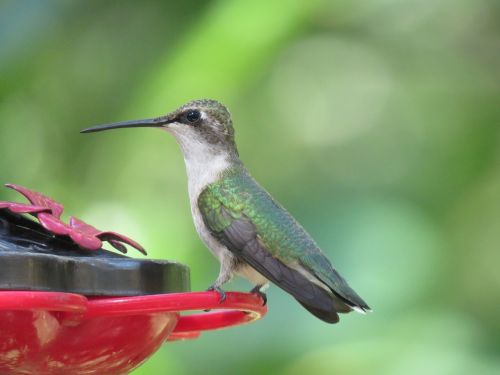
81, 99, 370, 323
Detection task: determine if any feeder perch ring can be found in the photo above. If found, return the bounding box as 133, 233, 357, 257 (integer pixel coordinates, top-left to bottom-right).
0, 290, 266, 339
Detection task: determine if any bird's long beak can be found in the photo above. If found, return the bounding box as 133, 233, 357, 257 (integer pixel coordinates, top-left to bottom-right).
80, 117, 172, 134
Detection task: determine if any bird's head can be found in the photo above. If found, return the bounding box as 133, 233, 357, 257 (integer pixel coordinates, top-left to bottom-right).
82, 99, 238, 157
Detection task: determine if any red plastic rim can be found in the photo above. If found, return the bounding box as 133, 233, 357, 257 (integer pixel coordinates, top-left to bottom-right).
0, 291, 266, 341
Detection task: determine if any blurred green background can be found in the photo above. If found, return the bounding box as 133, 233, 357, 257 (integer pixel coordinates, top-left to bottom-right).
1, 0, 499, 374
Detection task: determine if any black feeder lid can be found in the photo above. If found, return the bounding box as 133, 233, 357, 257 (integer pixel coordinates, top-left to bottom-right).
0, 210, 190, 296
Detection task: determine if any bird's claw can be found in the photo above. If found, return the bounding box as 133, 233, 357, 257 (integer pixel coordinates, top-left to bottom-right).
250, 286, 267, 306
206, 285, 226, 304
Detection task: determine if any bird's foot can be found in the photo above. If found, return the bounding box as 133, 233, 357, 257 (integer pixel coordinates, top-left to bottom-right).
206, 285, 227, 304
250, 286, 267, 306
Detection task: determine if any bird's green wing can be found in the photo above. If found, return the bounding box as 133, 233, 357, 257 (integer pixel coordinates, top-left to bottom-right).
198, 169, 369, 321
198, 184, 333, 313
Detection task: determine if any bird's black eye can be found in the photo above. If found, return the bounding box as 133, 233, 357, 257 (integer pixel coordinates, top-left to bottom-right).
185, 110, 201, 123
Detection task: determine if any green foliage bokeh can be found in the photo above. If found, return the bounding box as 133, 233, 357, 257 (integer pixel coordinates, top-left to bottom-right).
0, 0, 499, 374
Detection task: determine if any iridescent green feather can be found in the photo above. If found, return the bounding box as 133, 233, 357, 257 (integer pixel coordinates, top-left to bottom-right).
198, 167, 367, 309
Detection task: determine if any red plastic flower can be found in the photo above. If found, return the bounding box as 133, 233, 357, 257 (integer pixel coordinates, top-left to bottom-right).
0, 184, 146, 255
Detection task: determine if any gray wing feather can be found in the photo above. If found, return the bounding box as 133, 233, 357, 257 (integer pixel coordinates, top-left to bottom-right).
214, 208, 340, 316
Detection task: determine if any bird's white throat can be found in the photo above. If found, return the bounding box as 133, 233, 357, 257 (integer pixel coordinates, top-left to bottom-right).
168, 129, 232, 200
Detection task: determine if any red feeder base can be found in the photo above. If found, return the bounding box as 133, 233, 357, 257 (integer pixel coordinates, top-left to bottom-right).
0, 291, 266, 375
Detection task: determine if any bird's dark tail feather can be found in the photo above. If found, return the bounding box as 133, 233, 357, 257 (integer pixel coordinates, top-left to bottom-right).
296, 291, 358, 324
297, 300, 340, 323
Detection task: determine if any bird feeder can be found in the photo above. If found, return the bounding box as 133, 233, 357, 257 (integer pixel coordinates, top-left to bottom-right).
0, 185, 266, 375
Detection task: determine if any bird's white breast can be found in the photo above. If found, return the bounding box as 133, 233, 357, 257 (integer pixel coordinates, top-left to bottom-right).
179, 138, 231, 260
